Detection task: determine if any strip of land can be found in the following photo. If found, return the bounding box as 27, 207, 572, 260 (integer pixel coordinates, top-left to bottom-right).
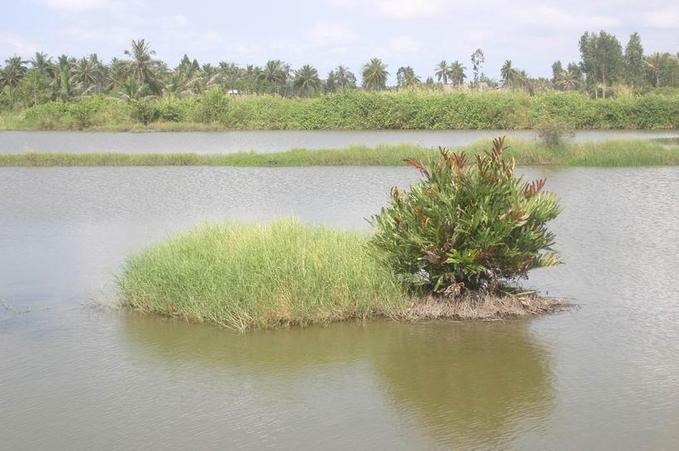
1, 139, 678, 167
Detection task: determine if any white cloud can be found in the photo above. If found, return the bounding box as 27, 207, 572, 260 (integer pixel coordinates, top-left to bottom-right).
375, 0, 443, 18
309, 22, 356, 46
516, 6, 620, 29
329, 0, 443, 18
643, 9, 679, 29
0, 32, 40, 56
41, 0, 120, 12
389, 35, 421, 53
159, 14, 191, 29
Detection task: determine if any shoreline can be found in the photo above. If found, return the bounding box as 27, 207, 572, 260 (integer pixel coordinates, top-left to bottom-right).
1, 139, 678, 167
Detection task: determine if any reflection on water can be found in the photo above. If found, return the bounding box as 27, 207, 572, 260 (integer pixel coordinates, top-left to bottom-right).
2, 165, 679, 449
122, 315, 552, 449
372, 322, 552, 448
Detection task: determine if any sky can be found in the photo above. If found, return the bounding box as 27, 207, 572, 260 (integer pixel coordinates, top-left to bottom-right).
1, 0, 678, 82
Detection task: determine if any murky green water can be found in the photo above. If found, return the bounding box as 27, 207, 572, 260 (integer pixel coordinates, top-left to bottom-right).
2, 165, 679, 449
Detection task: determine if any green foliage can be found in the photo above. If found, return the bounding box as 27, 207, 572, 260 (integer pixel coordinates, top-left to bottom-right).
4, 90, 679, 130
129, 98, 159, 125
535, 117, 574, 147
370, 138, 560, 295
189, 87, 230, 123
2, 139, 678, 168
118, 219, 408, 330
21, 96, 126, 129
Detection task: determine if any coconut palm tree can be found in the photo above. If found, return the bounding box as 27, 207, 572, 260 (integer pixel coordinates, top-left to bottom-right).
362, 58, 388, 91
107, 58, 129, 91
396, 66, 420, 88
449, 60, 466, 87
51, 55, 74, 100
331, 65, 356, 90
259, 60, 289, 94
557, 71, 577, 90
71, 57, 99, 96
119, 78, 150, 101
500, 59, 515, 87
30, 52, 53, 76
0, 56, 27, 105
435, 60, 450, 84
293, 64, 321, 97
124, 39, 162, 94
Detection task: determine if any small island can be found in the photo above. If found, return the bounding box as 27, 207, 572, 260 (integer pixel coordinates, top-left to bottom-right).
119, 138, 569, 330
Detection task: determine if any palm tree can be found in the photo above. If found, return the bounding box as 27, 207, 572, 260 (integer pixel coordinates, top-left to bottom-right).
52, 55, 73, 100
557, 70, 578, 90
396, 66, 420, 88
435, 60, 449, 84
259, 60, 289, 94
118, 78, 150, 101
124, 39, 161, 94
332, 65, 356, 90
500, 59, 515, 87
30, 52, 53, 75
0, 56, 27, 105
71, 57, 98, 96
293, 64, 321, 97
218, 62, 243, 90
362, 57, 388, 91
107, 58, 129, 91
449, 60, 466, 87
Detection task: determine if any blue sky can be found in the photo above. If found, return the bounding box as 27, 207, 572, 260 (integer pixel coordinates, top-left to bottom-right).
2, 0, 678, 82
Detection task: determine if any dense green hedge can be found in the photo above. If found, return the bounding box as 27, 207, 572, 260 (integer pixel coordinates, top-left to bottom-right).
4, 89, 679, 130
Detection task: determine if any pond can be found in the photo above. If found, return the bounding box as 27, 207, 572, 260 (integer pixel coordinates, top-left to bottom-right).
1, 129, 679, 154
1, 165, 679, 449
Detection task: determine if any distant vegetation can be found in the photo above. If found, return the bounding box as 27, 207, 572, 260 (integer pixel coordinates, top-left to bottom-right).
1, 90, 678, 131
0, 31, 678, 130
4, 139, 678, 168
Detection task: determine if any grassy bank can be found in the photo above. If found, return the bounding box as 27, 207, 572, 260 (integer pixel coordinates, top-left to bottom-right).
2, 139, 679, 167
1, 90, 678, 131
118, 220, 563, 330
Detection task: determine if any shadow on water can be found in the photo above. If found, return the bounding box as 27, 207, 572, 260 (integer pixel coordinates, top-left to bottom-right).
121, 314, 553, 447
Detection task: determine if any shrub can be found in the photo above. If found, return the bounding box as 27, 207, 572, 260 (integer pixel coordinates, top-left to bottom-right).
129, 98, 159, 125
190, 87, 230, 123
370, 137, 560, 296
535, 117, 574, 147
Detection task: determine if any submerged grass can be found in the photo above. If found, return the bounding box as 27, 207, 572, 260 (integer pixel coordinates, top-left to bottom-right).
118, 219, 565, 330
1, 139, 678, 168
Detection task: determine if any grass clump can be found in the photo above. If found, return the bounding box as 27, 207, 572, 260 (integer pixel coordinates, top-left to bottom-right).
370, 138, 560, 296
118, 219, 409, 330
2, 139, 678, 168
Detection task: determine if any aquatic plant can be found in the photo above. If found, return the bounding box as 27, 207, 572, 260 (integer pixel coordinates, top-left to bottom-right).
370, 137, 561, 295
118, 219, 408, 330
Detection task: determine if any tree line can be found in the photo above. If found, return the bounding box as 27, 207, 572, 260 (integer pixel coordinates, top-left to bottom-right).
1, 31, 678, 109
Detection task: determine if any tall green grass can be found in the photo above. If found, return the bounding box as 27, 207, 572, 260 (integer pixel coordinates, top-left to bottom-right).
118, 220, 409, 330
1, 90, 678, 130
2, 140, 678, 167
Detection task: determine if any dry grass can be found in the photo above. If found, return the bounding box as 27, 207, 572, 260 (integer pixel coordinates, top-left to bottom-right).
387, 292, 571, 322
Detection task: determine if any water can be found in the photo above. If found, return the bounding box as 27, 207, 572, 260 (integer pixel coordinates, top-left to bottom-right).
1, 129, 679, 154
2, 166, 679, 450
